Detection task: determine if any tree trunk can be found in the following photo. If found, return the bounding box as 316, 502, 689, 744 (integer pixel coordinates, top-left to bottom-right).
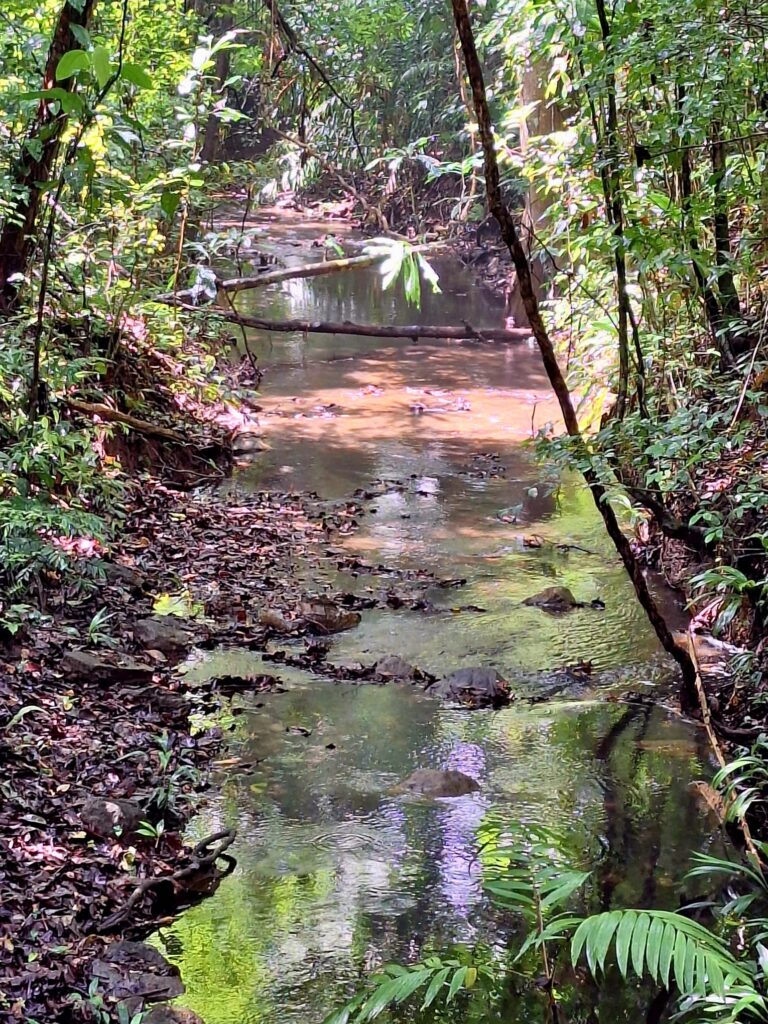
504, 57, 563, 326
0, 0, 97, 310
450, 0, 699, 710
200, 14, 234, 165
710, 121, 744, 358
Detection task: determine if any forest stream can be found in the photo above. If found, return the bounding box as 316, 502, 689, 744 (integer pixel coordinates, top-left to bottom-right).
148, 211, 724, 1024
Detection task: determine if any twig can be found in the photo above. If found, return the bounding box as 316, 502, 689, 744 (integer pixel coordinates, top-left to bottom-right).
65, 397, 191, 444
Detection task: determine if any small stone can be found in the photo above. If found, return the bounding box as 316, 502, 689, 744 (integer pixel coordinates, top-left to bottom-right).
374, 655, 417, 681
394, 768, 480, 798
144, 1007, 207, 1024
429, 667, 511, 707
231, 431, 268, 454
80, 797, 143, 840
92, 942, 184, 1002
61, 650, 154, 686
259, 608, 292, 632
522, 586, 579, 612
133, 617, 197, 659
300, 597, 361, 634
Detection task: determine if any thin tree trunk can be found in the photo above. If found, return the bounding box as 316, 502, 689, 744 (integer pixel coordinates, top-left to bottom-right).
200, 14, 234, 164
450, 0, 698, 710
594, 0, 631, 417
711, 120, 743, 357
0, 0, 97, 309
678, 88, 725, 353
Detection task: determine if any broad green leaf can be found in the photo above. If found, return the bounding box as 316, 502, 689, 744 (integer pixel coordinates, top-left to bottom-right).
647, 917, 663, 978
630, 911, 651, 979
615, 910, 637, 978
658, 922, 676, 988
92, 45, 112, 88
56, 49, 91, 80
392, 969, 431, 1004
446, 966, 468, 1002
421, 966, 450, 1009
121, 63, 153, 89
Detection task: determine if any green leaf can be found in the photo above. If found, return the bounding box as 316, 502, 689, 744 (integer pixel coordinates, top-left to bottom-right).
446, 966, 468, 1002
161, 190, 181, 218
56, 49, 91, 81
358, 976, 402, 1020
121, 63, 153, 89
645, 915, 665, 980
593, 912, 622, 974
421, 966, 450, 1010
615, 910, 637, 977
92, 45, 112, 88
391, 969, 431, 1004
5, 705, 46, 731
658, 922, 676, 988
630, 911, 651, 979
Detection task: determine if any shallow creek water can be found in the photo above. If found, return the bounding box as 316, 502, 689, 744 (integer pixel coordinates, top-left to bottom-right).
157, 212, 721, 1023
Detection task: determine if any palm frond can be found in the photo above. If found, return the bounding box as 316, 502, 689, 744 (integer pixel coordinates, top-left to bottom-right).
571, 910, 753, 997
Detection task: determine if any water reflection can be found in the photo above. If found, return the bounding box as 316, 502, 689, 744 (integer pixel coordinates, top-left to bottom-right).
160, 681, 717, 1024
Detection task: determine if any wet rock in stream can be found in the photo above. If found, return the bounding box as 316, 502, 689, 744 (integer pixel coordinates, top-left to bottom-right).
428, 667, 512, 707
300, 596, 361, 634
523, 586, 579, 611
522, 586, 605, 613
393, 768, 481, 798
374, 655, 420, 681
91, 941, 184, 1004
144, 1007, 206, 1024
134, 616, 201, 660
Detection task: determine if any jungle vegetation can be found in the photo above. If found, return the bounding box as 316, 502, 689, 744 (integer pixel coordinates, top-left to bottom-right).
3, 0, 768, 1020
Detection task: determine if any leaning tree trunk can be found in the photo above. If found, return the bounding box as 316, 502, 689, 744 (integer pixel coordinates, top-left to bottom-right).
450, 0, 699, 710
0, 0, 97, 310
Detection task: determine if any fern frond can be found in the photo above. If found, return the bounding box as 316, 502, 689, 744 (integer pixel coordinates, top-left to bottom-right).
571, 910, 752, 997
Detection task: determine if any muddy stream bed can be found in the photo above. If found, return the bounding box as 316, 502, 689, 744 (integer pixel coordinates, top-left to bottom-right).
156, 212, 720, 1023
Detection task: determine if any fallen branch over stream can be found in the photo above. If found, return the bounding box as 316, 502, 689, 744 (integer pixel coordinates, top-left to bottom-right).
65, 397, 189, 444
218, 246, 445, 293
157, 243, 451, 304
162, 302, 532, 342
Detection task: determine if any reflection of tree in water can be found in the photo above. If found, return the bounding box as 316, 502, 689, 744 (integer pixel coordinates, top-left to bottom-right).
595, 704, 712, 911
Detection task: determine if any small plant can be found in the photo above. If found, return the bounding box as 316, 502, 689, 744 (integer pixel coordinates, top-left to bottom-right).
136, 819, 166, 846
86, 607, 118, 648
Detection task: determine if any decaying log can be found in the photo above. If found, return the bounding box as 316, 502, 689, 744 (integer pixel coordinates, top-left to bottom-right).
65, 398, 189, 444
163, 302, 531, 342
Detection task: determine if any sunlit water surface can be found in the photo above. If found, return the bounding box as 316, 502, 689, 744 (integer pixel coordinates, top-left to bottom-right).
156, 210, 719, 1024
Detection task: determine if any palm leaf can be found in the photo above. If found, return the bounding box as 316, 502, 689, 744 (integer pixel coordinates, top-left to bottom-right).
570, 910, 751, 997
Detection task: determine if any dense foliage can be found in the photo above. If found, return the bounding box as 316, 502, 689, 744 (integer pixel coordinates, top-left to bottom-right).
3, 0, 768, 1018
